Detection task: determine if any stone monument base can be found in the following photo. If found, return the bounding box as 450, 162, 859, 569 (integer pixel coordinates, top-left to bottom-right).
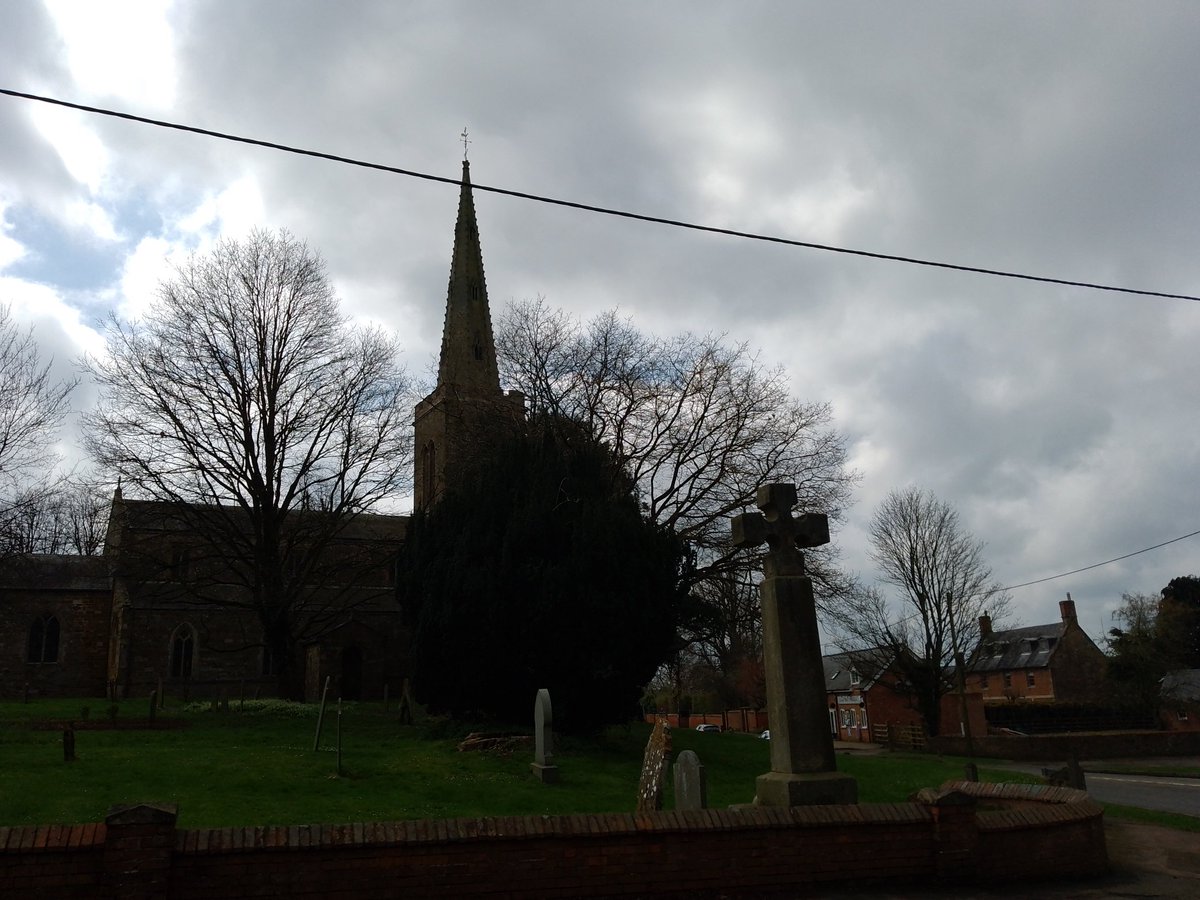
754, 770, 858, 807
531, 763, 559, 784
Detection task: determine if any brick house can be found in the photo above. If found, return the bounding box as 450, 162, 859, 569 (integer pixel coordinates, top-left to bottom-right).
2, 159, 520, 702
969, 596, 1108, 705
1159, 669, 1200, 732
823, 651, 986, 743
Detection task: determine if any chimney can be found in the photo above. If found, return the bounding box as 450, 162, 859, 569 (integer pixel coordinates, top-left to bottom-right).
978, 613, 992, 637
1059, 593, 1077, 624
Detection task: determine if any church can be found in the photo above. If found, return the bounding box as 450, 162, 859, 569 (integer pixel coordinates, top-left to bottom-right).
0, 161, 520, 702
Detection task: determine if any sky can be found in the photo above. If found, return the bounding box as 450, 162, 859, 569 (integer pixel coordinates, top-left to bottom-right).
2, 1, 1198, 646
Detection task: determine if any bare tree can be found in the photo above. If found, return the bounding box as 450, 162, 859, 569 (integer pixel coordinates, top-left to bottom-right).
0, 305, 76, 557
83, 230, 412, 696
496, 300, 857, 695
0, 478, 110, 556
0, 305, 75, 484
496, 299, 857, 593
830, 487, 1010, 735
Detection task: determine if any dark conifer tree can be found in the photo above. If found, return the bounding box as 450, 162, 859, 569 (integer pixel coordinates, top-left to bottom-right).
399, 416, 683, 732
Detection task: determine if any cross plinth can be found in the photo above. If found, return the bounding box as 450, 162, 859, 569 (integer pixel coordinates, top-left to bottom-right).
731, 483, 857, 808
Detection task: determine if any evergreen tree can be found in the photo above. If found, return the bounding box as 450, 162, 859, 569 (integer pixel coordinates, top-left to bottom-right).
399, 416, 683, 732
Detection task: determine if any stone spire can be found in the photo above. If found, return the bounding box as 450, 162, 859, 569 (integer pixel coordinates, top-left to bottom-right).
436, 159, 501, 397
413, 160, 524, 511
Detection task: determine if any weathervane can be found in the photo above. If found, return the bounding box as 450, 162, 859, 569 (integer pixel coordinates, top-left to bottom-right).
460, 126, 471, 160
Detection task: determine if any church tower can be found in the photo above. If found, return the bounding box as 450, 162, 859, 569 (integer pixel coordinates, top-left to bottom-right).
413, 160, 524, 510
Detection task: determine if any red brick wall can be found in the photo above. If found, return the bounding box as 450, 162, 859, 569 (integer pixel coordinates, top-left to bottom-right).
0, 787, 1107, 899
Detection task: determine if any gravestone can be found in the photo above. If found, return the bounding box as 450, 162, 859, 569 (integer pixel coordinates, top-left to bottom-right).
674, 750, 707, 810
636, 718, 672, 812
732, 483, 857, 807
397, 677, 414, 725
530, 688, 559, 783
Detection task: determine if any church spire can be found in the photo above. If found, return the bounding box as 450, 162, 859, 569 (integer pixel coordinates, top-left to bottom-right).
436, 159, 501, 396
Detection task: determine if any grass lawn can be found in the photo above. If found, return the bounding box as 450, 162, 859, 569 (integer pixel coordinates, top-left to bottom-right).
0, 699, 1149, 829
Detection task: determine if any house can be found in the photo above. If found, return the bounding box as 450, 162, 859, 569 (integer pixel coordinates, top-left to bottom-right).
823, 651, 986, 743
2, 160, 518, 702
1159, 669, 1200, 732
969, 596, 1109, 705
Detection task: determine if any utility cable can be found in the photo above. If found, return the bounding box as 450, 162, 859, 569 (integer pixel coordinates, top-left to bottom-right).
999, 528, 1200, 592
3, 87, 1198, 304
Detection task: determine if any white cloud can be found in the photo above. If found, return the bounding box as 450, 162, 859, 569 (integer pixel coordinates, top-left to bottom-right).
115, 235, 185, 320
0, 200, 28, 270
29, 103, 110, 193
42, 0, 177, 109
177, 177, 265, 243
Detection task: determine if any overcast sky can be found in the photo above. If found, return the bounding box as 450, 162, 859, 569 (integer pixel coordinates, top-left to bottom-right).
2, 1, 1198, 645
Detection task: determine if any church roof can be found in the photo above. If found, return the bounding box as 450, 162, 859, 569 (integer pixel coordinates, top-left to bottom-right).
436, 160, 501, 396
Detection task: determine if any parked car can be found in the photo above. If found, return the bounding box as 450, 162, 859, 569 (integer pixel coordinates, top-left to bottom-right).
760, 729, 770, 740
695, 723, 721, 733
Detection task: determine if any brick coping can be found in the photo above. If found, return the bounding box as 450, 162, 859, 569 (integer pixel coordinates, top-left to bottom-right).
0, 782, 1101, 857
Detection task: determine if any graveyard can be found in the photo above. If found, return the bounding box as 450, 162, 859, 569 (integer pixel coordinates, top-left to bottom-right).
0, 696, 1034, 829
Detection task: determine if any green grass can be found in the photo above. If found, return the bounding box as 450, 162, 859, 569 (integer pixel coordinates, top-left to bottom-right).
1101, 803, 1200, 832
0, 700, 1170, 829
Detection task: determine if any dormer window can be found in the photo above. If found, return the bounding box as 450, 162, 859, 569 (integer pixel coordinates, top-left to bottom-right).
849, 669, 861, 686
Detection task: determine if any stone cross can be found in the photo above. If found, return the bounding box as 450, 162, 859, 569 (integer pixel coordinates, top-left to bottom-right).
673, 750, 707, 810
731, 483, 856, 807
731, 483, 829, 578
530, 688, 559, 783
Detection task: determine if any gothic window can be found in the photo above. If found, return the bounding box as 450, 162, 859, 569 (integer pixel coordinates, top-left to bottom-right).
27, 615, 60, 664
170, 624, 195, 678
473, 331, 484, 361
171, 547, 190, 579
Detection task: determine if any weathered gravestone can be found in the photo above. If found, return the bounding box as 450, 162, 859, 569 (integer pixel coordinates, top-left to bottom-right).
636, 718, 672, 812
732, 483, 857, 806
673, 749, 707, 810
530, 688, 559, 783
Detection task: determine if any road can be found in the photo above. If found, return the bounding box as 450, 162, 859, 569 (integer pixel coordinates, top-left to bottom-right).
1082, 771, 1200, 817
997, 762, 1200, 817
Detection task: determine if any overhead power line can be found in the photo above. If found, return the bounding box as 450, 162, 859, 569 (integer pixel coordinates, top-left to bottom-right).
999, 527, 1200, 592
3, 87, 1199, 304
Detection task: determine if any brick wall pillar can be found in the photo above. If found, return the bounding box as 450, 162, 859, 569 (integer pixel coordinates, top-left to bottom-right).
102, 802, 177, 899
916, 788, 979, 880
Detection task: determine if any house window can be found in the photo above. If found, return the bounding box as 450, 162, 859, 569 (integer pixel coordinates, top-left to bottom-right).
27, 615, 60, 663
170, 624, 196, 678
849, 669, 860, 686
979, 674, 989, 689
1003, 672, 1012, 689
1179, 709, 1189, 722
1026, 672, 1036, 688
858, 706, 869, 730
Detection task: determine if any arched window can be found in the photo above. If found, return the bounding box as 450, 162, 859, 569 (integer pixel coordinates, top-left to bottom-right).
27, 615, 60, 663
170, 624, 195, 678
